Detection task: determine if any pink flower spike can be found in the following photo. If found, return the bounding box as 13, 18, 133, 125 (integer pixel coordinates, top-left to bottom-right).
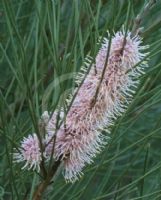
13, 134, 42, 172
14, 30, 149, 183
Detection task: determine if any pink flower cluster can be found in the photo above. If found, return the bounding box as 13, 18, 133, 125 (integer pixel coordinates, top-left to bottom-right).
14, 30, 148, 182
13, 134, 41, 171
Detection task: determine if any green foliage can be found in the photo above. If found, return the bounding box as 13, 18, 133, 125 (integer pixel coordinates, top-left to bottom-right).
0, 0, 161, 199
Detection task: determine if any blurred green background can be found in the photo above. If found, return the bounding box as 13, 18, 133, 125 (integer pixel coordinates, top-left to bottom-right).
1, 0, 161, 199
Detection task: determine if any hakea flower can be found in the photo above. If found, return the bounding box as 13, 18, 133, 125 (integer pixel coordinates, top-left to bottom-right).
13, 30, 149, 182
13, 134, 42, 171
44, 30, 149, 182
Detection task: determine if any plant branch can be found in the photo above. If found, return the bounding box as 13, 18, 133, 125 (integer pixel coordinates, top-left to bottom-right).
131, 0, 157, 36
32, 159, 61, 200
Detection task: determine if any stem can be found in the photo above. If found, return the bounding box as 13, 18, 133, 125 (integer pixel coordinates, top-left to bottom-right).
33, 159, 61, 200
131, 0, 156, 36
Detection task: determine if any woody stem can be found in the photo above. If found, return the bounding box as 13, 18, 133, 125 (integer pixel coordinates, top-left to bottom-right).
32, 159, 61, 200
